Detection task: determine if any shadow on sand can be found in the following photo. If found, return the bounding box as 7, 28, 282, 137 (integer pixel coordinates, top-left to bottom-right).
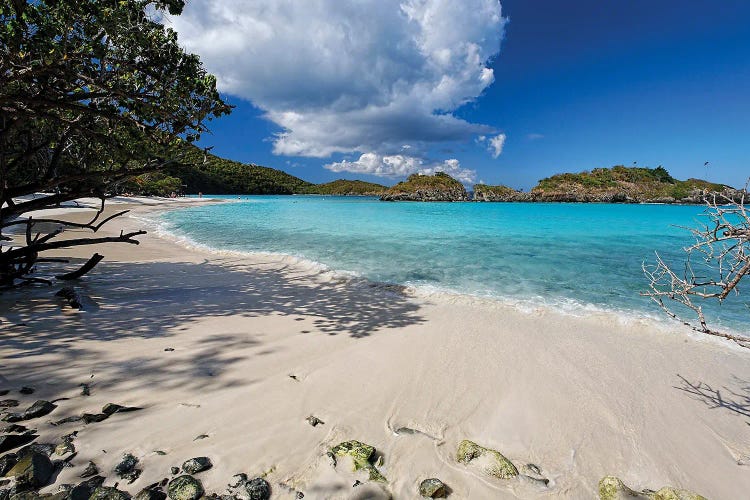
0, 257, 426, 390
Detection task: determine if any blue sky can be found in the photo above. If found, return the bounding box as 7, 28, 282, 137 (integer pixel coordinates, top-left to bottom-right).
172, 0, 750, 189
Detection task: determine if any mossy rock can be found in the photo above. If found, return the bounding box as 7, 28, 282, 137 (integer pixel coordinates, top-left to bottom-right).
418, 478, 448, 498
89, 487, 131, 500
598, 477, 707, 500
167, 476, 203, 500
330, 440, 386, 482
650, 487, 708, 500
6, 451, 53, 489
456, 440, 518, 480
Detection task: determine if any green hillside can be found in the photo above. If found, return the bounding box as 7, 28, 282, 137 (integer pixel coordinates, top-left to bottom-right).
164, 145, 314, 195
304, 179, 387, 195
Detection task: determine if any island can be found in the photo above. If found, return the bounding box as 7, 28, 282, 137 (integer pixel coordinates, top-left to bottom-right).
380, 172, 469, 201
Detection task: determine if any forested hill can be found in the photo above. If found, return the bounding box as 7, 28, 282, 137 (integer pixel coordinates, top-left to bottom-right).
164, 145, 314, 195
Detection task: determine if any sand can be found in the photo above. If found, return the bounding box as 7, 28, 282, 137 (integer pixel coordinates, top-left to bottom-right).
1, 199, 748, 499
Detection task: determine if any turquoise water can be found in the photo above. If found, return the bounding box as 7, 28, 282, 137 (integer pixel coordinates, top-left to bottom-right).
159, 196, 748, 332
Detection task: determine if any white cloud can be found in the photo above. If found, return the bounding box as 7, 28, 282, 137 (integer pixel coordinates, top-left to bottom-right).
527, 133, 544, 140
168, 0, 506, 165
325, 154, 477, 183
488, 133, 506, 158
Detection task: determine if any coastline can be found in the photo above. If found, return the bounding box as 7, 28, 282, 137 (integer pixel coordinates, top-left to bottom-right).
1, 201, 749, 499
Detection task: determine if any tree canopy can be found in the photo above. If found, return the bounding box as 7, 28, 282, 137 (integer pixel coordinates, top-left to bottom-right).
0, 0, 231, 286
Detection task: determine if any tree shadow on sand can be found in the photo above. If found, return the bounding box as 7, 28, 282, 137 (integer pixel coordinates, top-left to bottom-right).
0, 257, 426, 390
675, 374, 750, 423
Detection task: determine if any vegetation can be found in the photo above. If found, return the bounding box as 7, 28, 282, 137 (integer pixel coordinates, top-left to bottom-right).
162, 145, 313, 195
0, 0, 230, 287
535, 165, 729, 201
303, 179, 387, 196
381, 172, 469, 201
473, 183, 521, 201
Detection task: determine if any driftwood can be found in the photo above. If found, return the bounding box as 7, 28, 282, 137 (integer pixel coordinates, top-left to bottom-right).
0, 197, 144, 288
643, 183, 750, 346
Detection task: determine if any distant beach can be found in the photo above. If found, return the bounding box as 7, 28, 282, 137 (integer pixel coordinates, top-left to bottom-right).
1, 199, 748, 499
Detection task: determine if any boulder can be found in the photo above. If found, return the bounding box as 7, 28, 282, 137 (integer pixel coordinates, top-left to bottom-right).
330, 441, 386, 482
79, 462, 98, 479
456, 440, 518, 480
0, 402, 19, 409
113, 454, 140, 483
418, 478, 448, 498
67, 476, 105, 500
181, 458, 211, 475
0, 435, 37, 454
244, 478, 270, 500
167, 476, 203, 500
3, 402, 56, 423
5, 451, 53, 489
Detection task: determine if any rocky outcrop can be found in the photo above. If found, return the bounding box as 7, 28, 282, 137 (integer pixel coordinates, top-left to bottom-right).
381, 173, 469, 202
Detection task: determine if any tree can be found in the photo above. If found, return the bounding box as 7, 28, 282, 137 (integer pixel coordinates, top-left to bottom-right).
0, 0, 231, 287
643, 185, 750, 346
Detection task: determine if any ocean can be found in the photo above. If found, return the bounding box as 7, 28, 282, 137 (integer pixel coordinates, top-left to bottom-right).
157, 196, 747, 333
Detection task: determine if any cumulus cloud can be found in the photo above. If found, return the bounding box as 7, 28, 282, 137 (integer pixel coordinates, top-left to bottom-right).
488, 133, 506, 158
168, 0, 506, 167
325, 154, 477, 183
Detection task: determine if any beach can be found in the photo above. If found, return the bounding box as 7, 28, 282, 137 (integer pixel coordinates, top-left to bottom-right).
1, 200, 749, 499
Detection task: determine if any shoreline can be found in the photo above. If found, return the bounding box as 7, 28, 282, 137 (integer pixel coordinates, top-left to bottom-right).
1, 200, 749, 499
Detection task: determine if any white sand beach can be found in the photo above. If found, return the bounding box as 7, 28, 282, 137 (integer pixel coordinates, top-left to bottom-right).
1, 201, 748, 499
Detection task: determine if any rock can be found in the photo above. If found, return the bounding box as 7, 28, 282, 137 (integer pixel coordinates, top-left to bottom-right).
228, 474, 247, 488
330, 440, 386, 482
181, 458, 211, 475
597, 476, 707, 500
0, 391, 8, 396
5, 451, 54, 489
0, 426, 27, 434
80, 462, 98, 478
0, 434, 37, 454
0, 454, 18, 476
50, 416, 82, 427
18, 389, 34, 396
55, 441, 75, 457
90, 486, 131, 500
522, 463, 542, 476
16, 444, 55, 457
0, 402, 19, 409
244, 478, 270, 500
456, 440, 518, 480
114, 454, 141, 483
305, 416, 324, 427
167, 476, 203, 500
418, 478, 448, 498
170, 468, 179, 476
3, 401, 56, 423
79, 385, 90, 397
101, 404, 142, 416
192, 435, 208, 442
81, 414, 109, 424
134, 487, 166, 500
68, 476, 105, 500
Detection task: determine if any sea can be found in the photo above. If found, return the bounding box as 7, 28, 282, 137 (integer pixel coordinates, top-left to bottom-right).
156, 195, 748, 334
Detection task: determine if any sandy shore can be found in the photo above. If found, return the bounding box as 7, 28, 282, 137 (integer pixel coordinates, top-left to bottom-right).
1, 200, 749, 499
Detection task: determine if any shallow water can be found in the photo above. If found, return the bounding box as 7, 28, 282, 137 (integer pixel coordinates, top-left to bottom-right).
159, 196, 748, 332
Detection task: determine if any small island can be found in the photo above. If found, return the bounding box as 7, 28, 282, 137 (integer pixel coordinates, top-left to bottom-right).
380, 172, 469, 201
